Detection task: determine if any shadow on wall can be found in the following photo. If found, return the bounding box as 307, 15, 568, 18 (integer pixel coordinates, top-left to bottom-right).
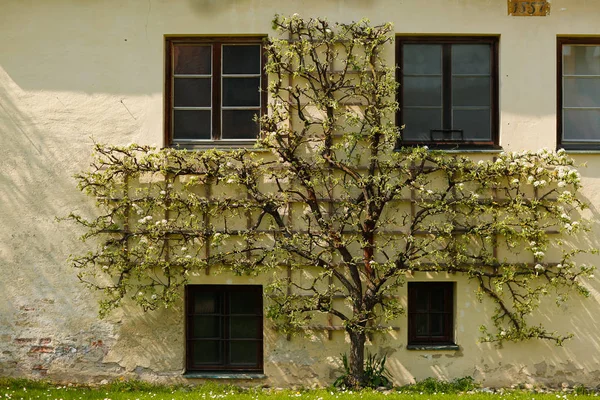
0, 68, 137, 379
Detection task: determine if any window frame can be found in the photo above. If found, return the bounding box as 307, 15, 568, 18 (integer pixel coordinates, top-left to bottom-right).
396, 36, 500, 149
557, 37, 600, 150
185, 284, 264, 373
165, 36, 268, 148
407, 282, 455, 346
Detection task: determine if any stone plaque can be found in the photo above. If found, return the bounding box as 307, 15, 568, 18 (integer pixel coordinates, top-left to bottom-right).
508, 0, 550, 16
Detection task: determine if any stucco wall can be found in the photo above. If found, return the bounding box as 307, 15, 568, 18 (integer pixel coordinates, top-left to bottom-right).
1, 0, 600, 388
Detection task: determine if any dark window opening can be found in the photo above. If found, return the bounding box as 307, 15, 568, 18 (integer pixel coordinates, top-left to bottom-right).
557, 38, 600, 150
396, 36, 499, 148
408, 282, 454, 345
165, 37, 267, 147
186, 285, 263, 373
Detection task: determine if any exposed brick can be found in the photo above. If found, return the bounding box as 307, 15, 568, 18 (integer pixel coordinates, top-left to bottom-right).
28, 346, 54, 354
39, 338, 52, 345
14, 338, 35, 345
31, 365, 47, 376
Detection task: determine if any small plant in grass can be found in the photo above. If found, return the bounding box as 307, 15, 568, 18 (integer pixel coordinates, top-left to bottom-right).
397, 376, 479, 394
334, 352, 392, 389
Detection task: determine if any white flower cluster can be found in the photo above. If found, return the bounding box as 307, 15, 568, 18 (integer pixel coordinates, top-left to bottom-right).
138, 215, 153, 224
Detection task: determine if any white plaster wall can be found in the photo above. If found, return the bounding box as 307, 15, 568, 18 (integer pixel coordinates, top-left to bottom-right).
1, 0, 600, 387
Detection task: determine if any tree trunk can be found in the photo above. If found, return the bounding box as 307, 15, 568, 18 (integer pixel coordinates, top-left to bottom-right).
347, 329, 367, 388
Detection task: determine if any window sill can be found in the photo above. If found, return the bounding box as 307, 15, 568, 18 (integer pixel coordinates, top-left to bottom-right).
396, 145, 503, 154
406, 344, 460, 351
170, 141, 266, 151
183, 372, 267, 379
561, 149, 600, 154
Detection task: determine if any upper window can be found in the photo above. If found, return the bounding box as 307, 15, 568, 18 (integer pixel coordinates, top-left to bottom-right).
186, 285, 263, 373
165, 37, 266, 147
396, 37, 499, 148
558, 38, 600, 150
407, 282, 454, 346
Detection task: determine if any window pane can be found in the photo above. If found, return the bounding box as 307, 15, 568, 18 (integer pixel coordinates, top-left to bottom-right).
453, 109, 491, 141
230, 316, 260, 339
193, 291, 219, 314
223, 45, 261, 75
564, 77, 600, 108
415, 314, 428, 335
563, 45, 600, 76
230, 291, 261, 314
429, 314, 443, 335
229, 341, 259, 365
222, 110, 259, 139
174, 78, 211, 107
174, 45, 211, 75
402, 109, 442, 141
403, 77, 442, 107
191, 340, 221, 364
403, 44, 442, 75
192, 316, 221, 338
564, 109, 600, 142
223, 77, 260, 107
430, 289, 445, 312
452, 76, 490, 107
452, 44, 490, 75
414, 289, 428, 312
174, 110, 211, 140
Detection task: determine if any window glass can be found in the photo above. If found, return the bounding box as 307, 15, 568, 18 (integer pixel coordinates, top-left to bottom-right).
560, 41, 600, 147
398, 38, 497, 146
222, 110, 260, 139
403, 44, 442, 75
229, 342, 259, 365
167, 39, 264, 145
223, 45, 261, 74
222, 77, 261, 107
408, 282, 454, 345
451, 77, 490, 107
403, 77, 442, 107
175, 45, 212, 75
173, 110, 212, 140
186, 285, 263, 372
451, 44, 490, 75
174, 78, 212, 107
563, 45, 600, 75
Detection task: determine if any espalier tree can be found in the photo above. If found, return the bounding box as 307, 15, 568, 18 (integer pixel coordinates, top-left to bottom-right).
69, 16, 595, 388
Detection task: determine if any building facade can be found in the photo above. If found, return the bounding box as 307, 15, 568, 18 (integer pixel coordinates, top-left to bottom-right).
1, 0, 600, 387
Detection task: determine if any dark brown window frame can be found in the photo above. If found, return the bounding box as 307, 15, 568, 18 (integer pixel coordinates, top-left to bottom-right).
165, 36, 268, 148
185, 284, 264, 373
396, 36, 500, 149
407, 282, 455, 346
557, 37, 600, 150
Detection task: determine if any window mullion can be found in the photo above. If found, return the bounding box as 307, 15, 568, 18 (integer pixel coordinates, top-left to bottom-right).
442, 44, 452, 130
213, 43, 222, 140
223, 290, 229, 367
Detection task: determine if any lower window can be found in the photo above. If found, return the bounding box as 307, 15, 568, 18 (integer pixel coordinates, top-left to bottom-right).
186, 285, 263, 372
407, 282, 454, 345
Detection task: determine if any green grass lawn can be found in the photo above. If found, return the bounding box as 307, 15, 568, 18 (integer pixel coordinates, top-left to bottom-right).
0, 379, 598, 400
